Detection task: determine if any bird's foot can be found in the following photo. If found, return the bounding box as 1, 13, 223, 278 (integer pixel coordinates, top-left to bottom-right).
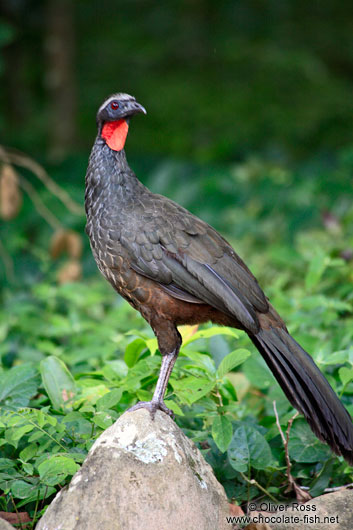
127, 399, 174, 420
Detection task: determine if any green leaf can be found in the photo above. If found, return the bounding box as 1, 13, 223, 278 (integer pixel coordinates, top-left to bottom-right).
171, 377, 215, 405
319, 350, 350, 366
309, 459, 335, 497
40, 356, 76, 410
183, 326, 239, 346
103, 360, 128, 380
0, 458, 16, 470
339, 367, 353, 387
288, 419, 331, 463
305, 252, 327, 290
93, 411, 114, 429
0, 364, 39, 409
10, 479, 35, 499
145, 337, 158, 356
28, 430, 46, 443
16, 485, 56, 507
164, 399, 184, 416
96, 388, 122, 411
242, 355, 275, 389
5, 424, 34, 448
35, 409, 46, 428
124, 338, 146, 368
62, 411, 93, 436
38, 456, 80, 486
212, 415, 233, 452
136, 389, 153, 401
227, 422, 273, 472
22, 463, 34, 475
217, 349, 251, 379
180, 350, 216, 374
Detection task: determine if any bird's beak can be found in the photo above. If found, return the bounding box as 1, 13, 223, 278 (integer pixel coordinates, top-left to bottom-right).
137, 103, 147, 115
126, 101, 147, 117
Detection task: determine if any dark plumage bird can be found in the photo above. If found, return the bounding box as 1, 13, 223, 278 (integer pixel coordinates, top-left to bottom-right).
85, 93, 353, 464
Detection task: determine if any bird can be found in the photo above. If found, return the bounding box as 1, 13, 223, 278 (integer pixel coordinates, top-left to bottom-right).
85, 92, 353, 464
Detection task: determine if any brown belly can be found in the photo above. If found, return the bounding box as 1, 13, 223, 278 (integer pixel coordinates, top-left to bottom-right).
105, 261, 240, 329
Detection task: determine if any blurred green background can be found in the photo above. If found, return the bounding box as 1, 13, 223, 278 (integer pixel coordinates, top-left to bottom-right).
1, 0, 353, 285
2, 0, 353, 161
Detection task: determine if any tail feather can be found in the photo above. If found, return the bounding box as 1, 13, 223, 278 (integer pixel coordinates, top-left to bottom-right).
251, 327, 353, 464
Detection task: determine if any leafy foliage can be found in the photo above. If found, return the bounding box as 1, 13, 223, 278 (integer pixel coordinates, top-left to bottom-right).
0, 151, 353, 525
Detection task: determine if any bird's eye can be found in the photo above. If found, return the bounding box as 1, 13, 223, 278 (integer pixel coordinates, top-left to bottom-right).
110, 101, 119, 110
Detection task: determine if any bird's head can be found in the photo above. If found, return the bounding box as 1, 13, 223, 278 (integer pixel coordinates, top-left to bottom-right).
96, 93, 146, 151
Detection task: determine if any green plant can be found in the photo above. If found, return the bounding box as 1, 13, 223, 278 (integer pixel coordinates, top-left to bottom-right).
1, 151, 353, 525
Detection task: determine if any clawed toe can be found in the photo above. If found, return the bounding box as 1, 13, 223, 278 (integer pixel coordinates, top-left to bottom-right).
127, 400, 174, 420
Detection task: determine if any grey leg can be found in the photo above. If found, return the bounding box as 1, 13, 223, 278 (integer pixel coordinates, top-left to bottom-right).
127, 348, 179, 419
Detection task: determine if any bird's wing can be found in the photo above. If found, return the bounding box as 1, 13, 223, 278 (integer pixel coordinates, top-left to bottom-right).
117, 193, 268, 333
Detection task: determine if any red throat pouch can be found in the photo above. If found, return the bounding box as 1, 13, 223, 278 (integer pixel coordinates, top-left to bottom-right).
101, 120, 129, 151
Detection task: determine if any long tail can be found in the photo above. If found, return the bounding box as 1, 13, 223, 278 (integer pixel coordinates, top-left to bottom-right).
251, 326, 353, 464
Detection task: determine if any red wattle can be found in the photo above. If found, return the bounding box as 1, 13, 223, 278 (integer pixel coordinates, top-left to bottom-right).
101, 120, 129, 151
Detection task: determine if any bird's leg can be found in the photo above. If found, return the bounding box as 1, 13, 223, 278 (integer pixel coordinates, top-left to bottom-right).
151, 349, 178, 410
127, 323, 181, 419
127, 348, 179, 419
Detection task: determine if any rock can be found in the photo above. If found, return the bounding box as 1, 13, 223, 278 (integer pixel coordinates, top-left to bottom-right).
0, 518, 16, 530
36, 409, 230, 530
264, 488, 353, 530
245, 523, 272, 530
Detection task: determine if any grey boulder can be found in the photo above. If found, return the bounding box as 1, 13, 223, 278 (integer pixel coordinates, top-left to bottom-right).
36, 408, 230, 530
268, 488, 353, 530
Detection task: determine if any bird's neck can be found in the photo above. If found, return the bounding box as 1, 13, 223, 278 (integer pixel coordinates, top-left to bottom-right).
85, 137, 145, 215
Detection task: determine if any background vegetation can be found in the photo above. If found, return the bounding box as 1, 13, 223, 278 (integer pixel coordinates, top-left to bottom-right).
0, 0, 353, 527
